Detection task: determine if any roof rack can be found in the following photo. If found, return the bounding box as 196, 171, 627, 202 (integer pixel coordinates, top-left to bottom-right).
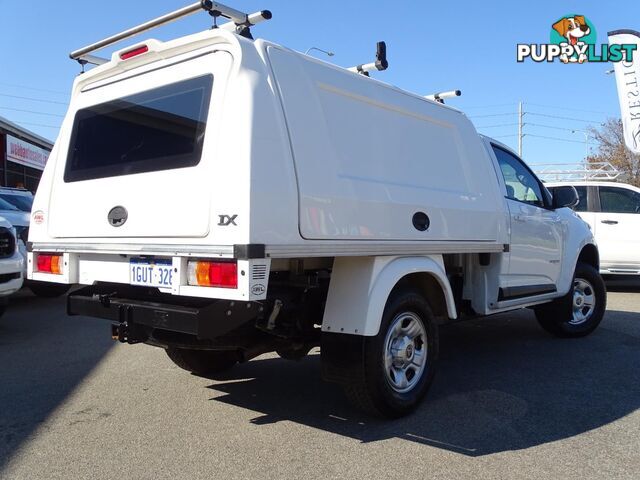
69, 1, 272, 64
347, 41, 388, 76
425, 90, 461, 104
532, 162, 624, 182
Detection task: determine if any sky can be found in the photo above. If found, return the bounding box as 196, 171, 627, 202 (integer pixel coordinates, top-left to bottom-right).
0, 0, 638, 168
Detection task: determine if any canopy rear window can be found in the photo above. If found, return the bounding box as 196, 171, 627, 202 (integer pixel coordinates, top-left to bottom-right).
65, 75, 213, 182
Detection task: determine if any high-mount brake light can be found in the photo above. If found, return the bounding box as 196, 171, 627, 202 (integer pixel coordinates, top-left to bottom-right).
120, 45, 149, 60
187, 260, 238, 288
36, 254, 63, 274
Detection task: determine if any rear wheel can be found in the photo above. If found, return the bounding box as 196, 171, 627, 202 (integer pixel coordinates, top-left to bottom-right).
165, 347, 238, 375
29, 282, 71, 298
535, 262, 606, 338
344, 290, 439, 418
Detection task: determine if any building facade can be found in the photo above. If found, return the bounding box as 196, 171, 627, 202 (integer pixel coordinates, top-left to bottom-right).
0, 116, 53, 193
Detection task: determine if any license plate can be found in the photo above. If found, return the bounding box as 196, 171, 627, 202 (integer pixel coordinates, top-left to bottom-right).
130, 259, 174, 288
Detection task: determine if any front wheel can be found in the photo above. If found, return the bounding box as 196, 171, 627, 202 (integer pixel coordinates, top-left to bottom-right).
343, 290, 439, 418
535, 262, 606, 338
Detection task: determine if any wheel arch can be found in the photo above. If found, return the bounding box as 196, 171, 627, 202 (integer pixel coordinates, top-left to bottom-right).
577, 243, 599, 271
322, 256, 457, 337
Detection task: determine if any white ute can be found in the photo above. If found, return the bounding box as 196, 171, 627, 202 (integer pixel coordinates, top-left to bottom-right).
28, 2, 606, 417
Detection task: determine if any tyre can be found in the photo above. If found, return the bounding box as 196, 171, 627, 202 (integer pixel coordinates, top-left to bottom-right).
344, 289, 439, 418
29, 282, 71, 298
535, 262, 606, 338
165, 347, 238, 375
0, 303, 6, 319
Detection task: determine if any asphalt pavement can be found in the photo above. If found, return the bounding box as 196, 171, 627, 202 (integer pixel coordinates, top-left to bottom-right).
1, 281, 639, 479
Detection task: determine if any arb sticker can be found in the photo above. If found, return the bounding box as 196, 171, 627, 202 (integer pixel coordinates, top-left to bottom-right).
32, 210, 45, 225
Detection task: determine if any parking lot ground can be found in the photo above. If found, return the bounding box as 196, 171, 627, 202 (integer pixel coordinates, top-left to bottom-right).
1, 283, 639, 480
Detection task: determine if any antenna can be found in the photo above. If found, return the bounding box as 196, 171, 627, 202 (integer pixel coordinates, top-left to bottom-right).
348, 41, 388, 76
425, 90, 461, 104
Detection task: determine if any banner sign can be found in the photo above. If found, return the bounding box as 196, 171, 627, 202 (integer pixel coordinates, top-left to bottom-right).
608, 29, 640, 155
5, 134, 49, 171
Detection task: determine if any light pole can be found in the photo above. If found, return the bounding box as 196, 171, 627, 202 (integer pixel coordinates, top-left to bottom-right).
304, 47, 334, 57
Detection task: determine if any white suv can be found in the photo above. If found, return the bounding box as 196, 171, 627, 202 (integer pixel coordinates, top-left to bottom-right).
0, 216, 23, 317
547, 181, 640, 275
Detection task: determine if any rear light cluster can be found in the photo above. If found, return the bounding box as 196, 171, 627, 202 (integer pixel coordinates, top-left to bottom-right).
187, 260, 237, 289
36, 254, 63, 275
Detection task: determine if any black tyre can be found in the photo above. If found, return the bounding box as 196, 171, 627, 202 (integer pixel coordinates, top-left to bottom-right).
165, 347, 238, 375
29, 281, 71, 298
344, 289, 439, 418
535, 262, 606, 338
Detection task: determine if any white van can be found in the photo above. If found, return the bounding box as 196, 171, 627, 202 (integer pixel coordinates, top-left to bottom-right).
28, 2, 606, 417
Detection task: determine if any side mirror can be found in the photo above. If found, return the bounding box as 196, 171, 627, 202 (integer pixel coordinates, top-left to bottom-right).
549, 185, 579, 209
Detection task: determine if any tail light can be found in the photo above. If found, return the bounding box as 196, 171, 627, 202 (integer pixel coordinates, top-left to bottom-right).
187, 260, 237, 288
36, 254, 63, 274
120, 45, 149, 60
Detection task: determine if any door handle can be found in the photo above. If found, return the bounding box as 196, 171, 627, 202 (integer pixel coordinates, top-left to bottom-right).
601, 220, 618, 225
513, 215, 526, 222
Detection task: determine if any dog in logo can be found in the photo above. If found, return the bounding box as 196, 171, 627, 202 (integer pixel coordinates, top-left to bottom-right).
552, 15, 591, 63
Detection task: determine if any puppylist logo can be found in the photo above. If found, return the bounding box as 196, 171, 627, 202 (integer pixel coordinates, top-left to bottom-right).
518, 14, 637, 63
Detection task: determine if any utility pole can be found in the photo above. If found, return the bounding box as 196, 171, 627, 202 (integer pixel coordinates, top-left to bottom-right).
571, 130, 590, 166
518, 101, 523, 157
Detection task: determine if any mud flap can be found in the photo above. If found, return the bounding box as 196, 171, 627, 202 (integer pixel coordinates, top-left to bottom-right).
320, 332, 366, 385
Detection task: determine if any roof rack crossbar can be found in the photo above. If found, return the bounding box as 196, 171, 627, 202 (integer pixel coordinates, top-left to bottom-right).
69, 1, 271, 61
532, 162, 624, 182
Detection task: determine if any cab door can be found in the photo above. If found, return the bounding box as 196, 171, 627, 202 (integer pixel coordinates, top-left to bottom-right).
490, 145, 564, 298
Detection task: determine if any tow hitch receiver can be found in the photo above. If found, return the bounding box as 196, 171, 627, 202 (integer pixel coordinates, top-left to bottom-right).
111, 322, 141, 343
68, 283, 263, 341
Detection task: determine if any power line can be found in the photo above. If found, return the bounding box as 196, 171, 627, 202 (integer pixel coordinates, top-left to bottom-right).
468, 112, 517, 119
527, 111, 603, 124
0, 82, 69, 96
0, 93, 68, 106
0, 106, 64, 118
525, 133, 586, 144
463, 103, 517, 109
526, 122, 591, 133
492, 134, 518, 138
525, 102, 614, 116
476, 122, 519, 129
11, 120, 60, 130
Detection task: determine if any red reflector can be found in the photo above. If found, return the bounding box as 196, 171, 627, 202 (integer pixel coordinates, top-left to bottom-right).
120, 45, 149, 60
209, 261, 238, 289
37, 254, 51, 272
36, 254, 63, 274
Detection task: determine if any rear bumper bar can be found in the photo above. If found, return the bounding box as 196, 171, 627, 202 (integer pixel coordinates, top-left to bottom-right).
67, 283, 263, 340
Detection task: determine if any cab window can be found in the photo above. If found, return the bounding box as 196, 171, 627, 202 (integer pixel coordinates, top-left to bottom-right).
574, 186, 588, 212
492, 146, 544, 206
599, 186, 640, 213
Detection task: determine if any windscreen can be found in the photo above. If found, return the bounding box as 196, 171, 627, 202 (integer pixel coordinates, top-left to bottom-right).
64, 75, 213, 182
0, 194, 32, 212
0, 197, 20, 211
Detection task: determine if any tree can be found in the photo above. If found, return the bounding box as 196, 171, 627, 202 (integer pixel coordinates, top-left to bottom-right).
587, 119, 640, 187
